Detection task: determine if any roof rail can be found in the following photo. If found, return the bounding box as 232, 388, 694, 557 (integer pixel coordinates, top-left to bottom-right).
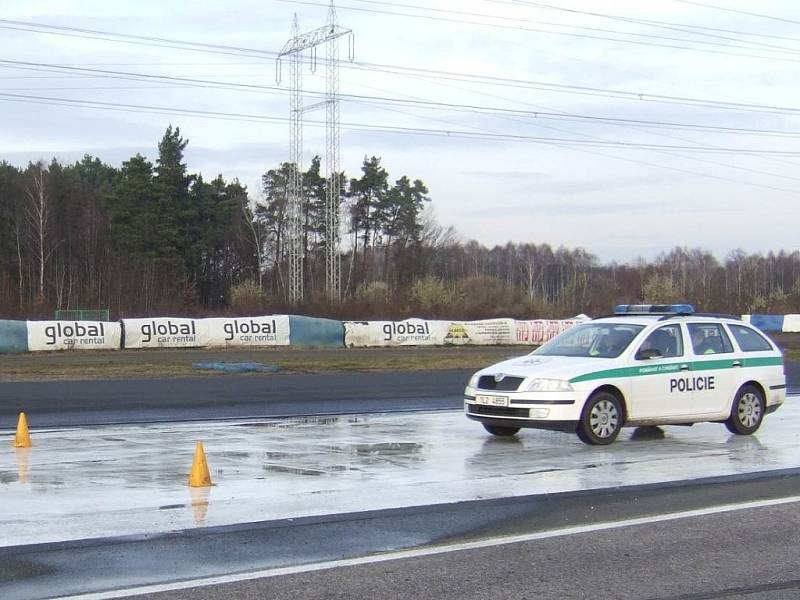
592, 313, 666, 320
658, 312, 741, 321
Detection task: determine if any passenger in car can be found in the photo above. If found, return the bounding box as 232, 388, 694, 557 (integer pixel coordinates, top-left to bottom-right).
692, 328, 719, 354
641, 329, 673, 358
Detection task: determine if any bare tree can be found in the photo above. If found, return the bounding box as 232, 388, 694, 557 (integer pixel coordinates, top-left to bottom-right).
21, 162, 59, 305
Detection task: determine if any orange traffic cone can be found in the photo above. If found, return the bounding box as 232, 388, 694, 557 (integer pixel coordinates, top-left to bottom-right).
13, 412, 32, 448
188, 442, 212, 487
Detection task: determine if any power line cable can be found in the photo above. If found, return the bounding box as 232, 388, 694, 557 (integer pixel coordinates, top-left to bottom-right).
4, 19, 799, 117
6, 55, 800, 122
357, 88, 800, 194
347, 60, 800, 116
340, 93, 800, 139
4, 57, 799, 140
355, 68, 800, 185
487, 0, 800, 45
342, 0, 800, 56
0, 19, 277, 60
670, 0, 800, 26
5, 58, 800, 141
277, 0, 800, 64
2, 90, 799, 156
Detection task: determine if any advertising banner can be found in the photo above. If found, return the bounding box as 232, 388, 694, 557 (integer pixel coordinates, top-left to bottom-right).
748, 314, 785, 333
440, 319, 516, 345
344, 319, 442, 347
345, 318, 517, 346
27, 321, 122, 352
122, 318, 207, 349
204, 316, 290, 348
514, 317, 588, 345
782, 314, 800, 333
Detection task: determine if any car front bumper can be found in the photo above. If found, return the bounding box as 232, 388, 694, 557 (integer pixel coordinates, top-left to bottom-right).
464, 388, 582, 431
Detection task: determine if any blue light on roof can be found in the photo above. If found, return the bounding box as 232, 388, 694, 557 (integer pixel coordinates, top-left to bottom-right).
614, 304, 695, 315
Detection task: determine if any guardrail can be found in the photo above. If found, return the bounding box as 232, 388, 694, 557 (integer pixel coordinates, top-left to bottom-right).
743, 314, 800, 332
6, 312, 793, 354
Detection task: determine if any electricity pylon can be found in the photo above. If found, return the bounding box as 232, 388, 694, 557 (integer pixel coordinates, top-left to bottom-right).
277, 2, 353, 304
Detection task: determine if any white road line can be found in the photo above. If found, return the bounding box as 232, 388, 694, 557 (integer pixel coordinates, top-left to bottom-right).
58, 494, 800, 600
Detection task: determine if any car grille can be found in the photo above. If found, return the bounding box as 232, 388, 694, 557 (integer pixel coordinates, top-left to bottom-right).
468, 404, 530, 418
477, 375, 525, 391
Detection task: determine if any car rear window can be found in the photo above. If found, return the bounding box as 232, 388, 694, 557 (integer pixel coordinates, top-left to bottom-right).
728, 324, 774, 352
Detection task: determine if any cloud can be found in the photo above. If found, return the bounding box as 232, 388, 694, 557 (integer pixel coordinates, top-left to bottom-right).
1, 0, 799, 263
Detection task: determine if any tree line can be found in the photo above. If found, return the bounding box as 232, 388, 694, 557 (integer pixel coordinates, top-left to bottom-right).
0, 126, 798, 320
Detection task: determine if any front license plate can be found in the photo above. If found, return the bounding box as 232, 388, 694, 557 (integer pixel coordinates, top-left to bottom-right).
475, 394, 509, 407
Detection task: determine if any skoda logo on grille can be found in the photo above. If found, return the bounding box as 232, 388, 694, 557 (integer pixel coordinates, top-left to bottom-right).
494, 373, 506, 383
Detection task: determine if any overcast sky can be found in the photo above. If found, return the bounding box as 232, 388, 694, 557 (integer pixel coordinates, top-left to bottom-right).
2, 0, 800, 263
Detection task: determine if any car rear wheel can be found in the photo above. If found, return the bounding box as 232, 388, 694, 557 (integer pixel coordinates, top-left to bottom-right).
482, 423, 520, 437
577, 391, 623, 445
725, 385, 765, 435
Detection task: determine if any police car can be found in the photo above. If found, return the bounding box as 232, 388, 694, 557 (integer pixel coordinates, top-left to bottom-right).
464, 304, 786, 445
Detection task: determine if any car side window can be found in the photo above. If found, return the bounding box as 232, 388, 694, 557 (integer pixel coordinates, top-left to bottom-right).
636, 325, 683, 359
729, 324, 774, 352
688, 323, 734, 355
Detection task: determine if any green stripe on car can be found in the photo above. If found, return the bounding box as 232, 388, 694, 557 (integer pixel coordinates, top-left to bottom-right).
569, 356, 782, 384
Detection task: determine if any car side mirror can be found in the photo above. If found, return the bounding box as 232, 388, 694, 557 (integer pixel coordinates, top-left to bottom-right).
636, 348, 663, 360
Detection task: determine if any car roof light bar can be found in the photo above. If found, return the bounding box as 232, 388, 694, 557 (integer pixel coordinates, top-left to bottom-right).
613, 304, 695, 315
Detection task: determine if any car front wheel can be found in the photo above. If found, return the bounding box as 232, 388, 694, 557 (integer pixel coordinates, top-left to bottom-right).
725, 385, 765, 435
577, 391, 623, 445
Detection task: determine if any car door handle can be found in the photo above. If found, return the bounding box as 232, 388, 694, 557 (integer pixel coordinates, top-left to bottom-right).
680, 364, 689, 371
732, 361, 742, 367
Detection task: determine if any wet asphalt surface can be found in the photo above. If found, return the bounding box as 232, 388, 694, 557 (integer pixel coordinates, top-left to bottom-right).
0, 362, 796, 428
137, 500, 800, 600
0, 370, 470, 427
2, 471, 799, 600
0, 364, 798, 599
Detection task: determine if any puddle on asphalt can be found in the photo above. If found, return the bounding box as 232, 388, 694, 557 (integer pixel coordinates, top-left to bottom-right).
264, 451, 294, 460
263, 463, 351, 476
218, 451, 251, 459
353, 442, 423, 455
240, 416, 343, 428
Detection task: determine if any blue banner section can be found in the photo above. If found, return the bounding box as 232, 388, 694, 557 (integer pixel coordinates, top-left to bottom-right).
750, 314, 785, 332
0, 320, 29, 353
289, 315, 345, 347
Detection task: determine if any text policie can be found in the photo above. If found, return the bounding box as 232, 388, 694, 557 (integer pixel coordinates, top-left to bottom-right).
670, 376, 716, 393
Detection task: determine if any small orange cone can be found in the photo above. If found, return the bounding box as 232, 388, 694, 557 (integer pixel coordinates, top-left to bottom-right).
188, 442, 212, 487
13, 412, 32, 448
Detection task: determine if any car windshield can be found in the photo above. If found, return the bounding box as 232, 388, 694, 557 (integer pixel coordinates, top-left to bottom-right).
533, 322, 645, 358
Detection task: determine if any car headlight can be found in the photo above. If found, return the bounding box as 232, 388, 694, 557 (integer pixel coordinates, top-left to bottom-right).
467, 373, 479, 389
525, 378, 573, 392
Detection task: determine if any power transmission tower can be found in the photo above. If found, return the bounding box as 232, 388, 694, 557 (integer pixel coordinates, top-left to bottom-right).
277, 2, 353, 304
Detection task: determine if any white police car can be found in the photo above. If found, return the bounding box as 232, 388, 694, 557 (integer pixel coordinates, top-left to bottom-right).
464, 304, 786, 445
